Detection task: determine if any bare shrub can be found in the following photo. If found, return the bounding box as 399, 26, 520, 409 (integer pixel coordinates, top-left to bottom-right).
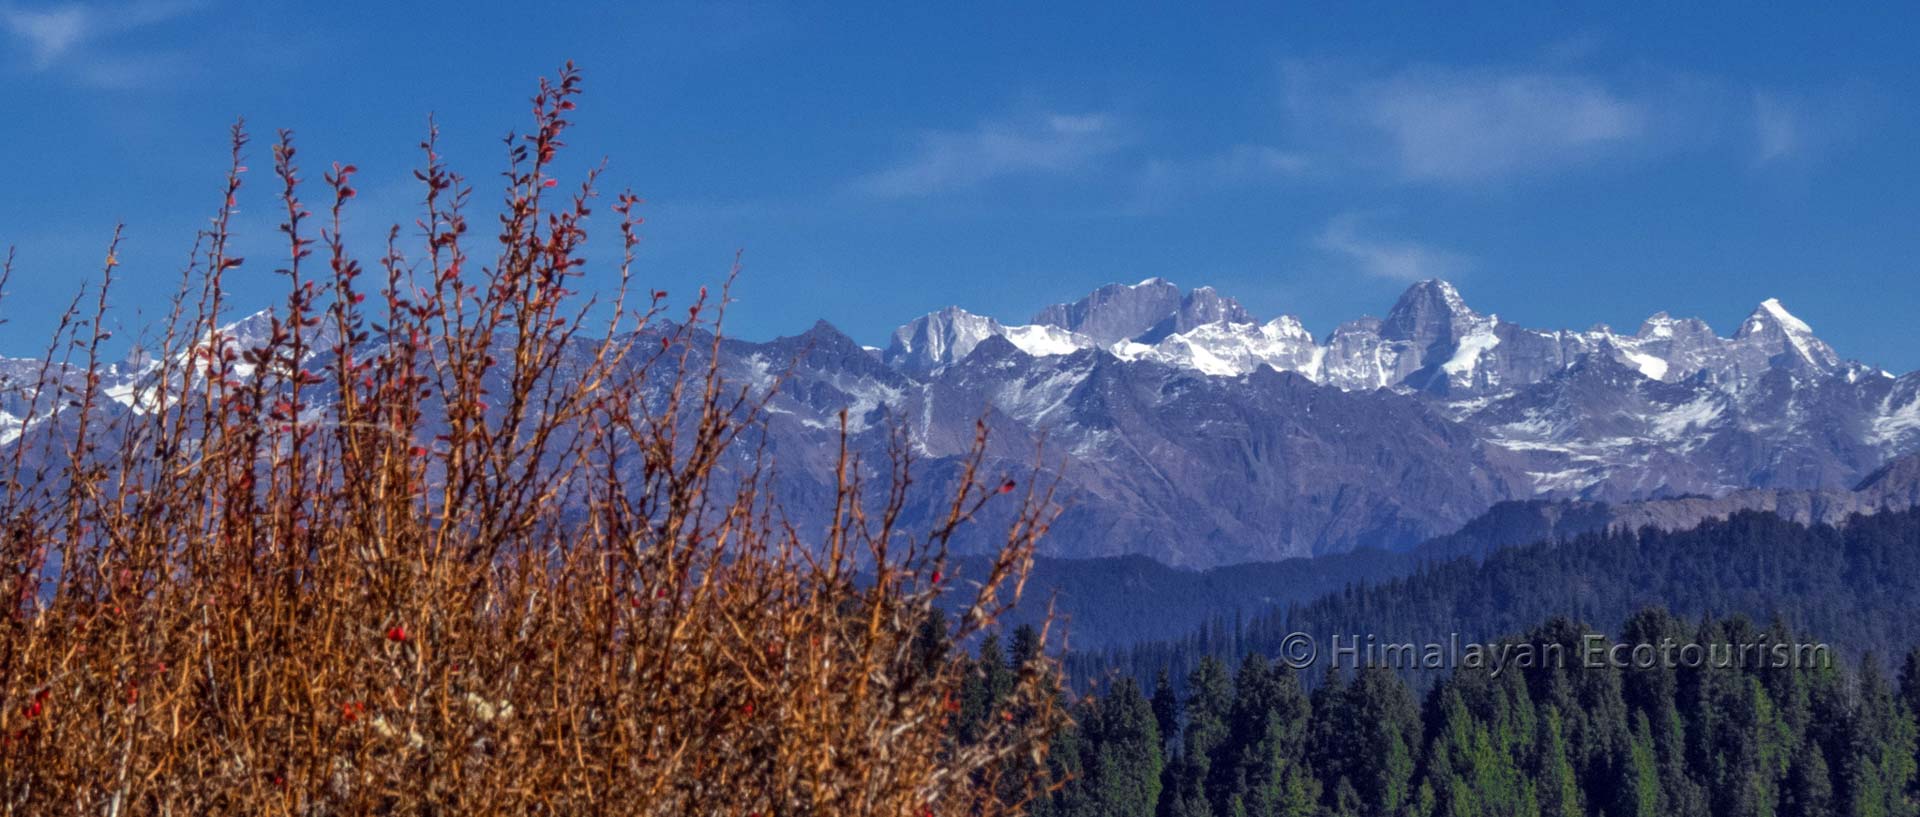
0, 63, 1065, 815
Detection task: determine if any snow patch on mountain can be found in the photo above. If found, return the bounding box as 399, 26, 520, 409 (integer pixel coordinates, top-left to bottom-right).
993, 362, 1091, 425
886, 307, 1092, 372
1441, 317, 1501, 381
797, 375, 904, 433
1649, 394, 1725, 442
1622, 350, 1669, 380
1002, 324, 1091, 357
1759, 297, 1813, 334
1116, 316, 1322, 377
1874, 392, 1920, 448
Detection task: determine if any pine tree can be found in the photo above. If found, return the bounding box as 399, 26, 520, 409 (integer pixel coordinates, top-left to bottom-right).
959, 633, 1013, 743
1273, 763, 1323, 817
1535, 708, 1583, 817
1037, 706, 1088, 817
1214, 655, 1310, 815
1898, 649, 1920, 719
1154, 669, 1183, 751
1306, 669, 1351, 813
1783, 737, 1835, 817
1611, 712, 1661, 817
1846, 654, 1919, 817
1345, 666, 1420, 815
1170, 656, 1233, 817
1084, 678, 1166, 817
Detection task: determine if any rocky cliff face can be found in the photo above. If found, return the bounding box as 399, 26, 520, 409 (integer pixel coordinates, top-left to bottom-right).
1414, 451, 1920, 561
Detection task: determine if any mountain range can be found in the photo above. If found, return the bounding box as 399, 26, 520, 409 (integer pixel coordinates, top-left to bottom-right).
5, 278, 1917, 569
730, 278, 1920, 565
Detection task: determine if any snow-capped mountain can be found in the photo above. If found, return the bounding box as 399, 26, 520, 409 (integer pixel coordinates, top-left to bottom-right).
6, 278, 1917, 568
884, 307, 1092, 375
889, 278, 1865, 395
735, 277, 1918, 565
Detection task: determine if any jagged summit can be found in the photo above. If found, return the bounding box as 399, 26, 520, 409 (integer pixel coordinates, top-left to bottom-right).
884, 278, 1885, 395
1733, 297, 1840, 369
1382, 279, 1478, 342
1029, 279, 1251, 346
1742, 298, 1814, 337
884, 306, 1091, 374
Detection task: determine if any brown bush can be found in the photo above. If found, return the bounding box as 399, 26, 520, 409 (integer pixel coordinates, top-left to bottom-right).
0, 63, 1064, 815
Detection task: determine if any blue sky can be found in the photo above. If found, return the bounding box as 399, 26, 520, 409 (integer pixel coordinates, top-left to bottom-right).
2, 2, 1917, 371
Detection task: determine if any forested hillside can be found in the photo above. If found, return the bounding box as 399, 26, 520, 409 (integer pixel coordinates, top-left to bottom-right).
965, 612, 1920, 817
976, 457, 1920, 651
1070, 508, 1920, 695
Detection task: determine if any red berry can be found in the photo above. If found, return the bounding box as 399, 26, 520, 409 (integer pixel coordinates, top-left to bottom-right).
386, 625, 407, 642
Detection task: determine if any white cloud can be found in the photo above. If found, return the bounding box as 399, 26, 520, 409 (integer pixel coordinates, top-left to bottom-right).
1149, 144, 1308, 182
854, 112, 1124, 198
1743, 85, 1868, 168
1124, 144, 1309, 213
1315, 212, 1470, 282
2, 4, 86, 68
1, 0, 200, 85
1751, 91, 1800, 165
1362, 70, 1646, 182
1286, 64, 1655, 184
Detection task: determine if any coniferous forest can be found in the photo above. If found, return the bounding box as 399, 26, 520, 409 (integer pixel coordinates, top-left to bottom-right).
959, 611, 1920, 817
1071, 509, 1920, 696
965, 507, 1920, 816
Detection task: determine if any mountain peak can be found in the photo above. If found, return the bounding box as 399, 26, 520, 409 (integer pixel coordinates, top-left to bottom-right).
884, 307, 1002, 373
1743, 297, 1814, 336
1735, 297, 1838, 369
1382, 279, 1478, 345
1031, 278, 1249, 346
794, 319, 861, 351
1392, 279, 1474, 313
